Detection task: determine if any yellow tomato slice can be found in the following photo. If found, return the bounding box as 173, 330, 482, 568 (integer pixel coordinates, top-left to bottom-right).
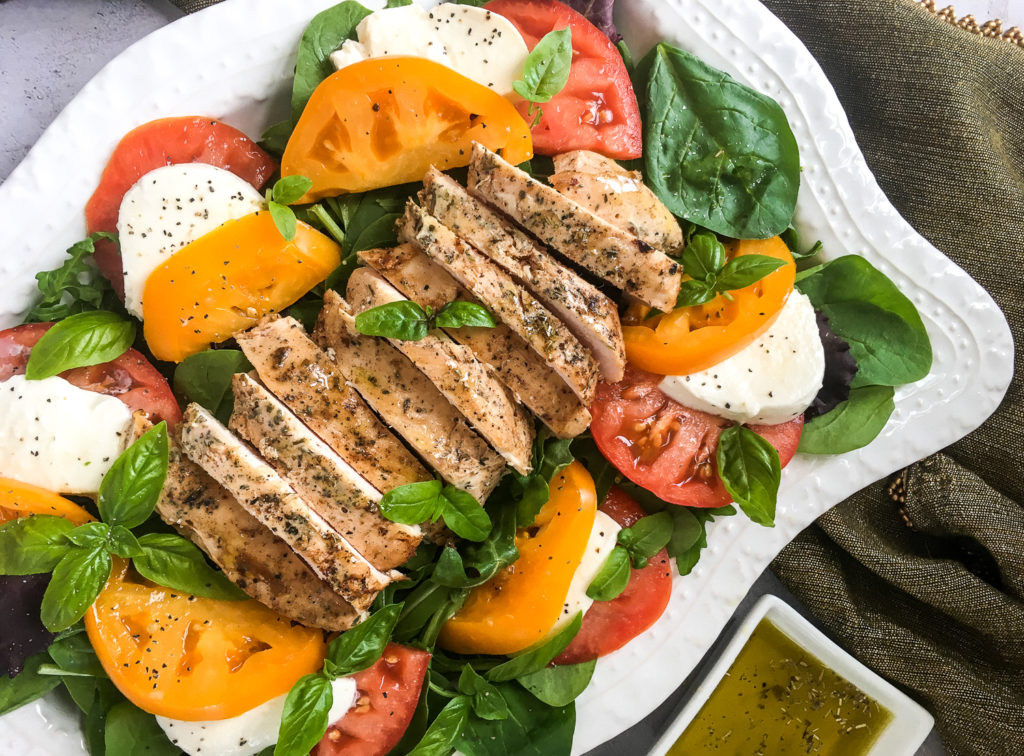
0, 477, 93, 524
623, 236, 796, 375
282, 57, 533, 200
439, 462, 597, 656
142, 212, 340, 362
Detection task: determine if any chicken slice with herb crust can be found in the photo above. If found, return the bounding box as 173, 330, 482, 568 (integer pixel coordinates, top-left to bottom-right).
420, 168, 626, 382
550, 150, 684, 255
315, 290, 506, 502
346, 267, 534, 475
157, 439, 363, 631
468, 143, 682, 311
235, 316, 431, 492
178, 403, 393, 613
229, 373, 421, 571
359, 245, 591, 439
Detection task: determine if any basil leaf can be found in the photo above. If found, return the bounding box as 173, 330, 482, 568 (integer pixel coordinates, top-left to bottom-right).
671, 507, 736, 576
407, 695, 471, 756
681, 233, 725, 281
796, 255, 932, 387
517, 659, 596, 707
716, 425, 781, 527
716, 254, 786, 291
379, 479, 443, 524
458, 665, 509, 721
355, 301, 430, 341
133, 533, 247, 601
275, 673, 334, 756
47, 629, 106, 677
325, 603, 403, 677
643, 43, 800, 239
0, 652, 61, 716
0, 516, 74, 574
25, 311, 136, 381
65, 522, 108, 550
24, 233, 120, 324
617, 511, 673, 568
173, 349, 252, 425
666, 507, 703, 559
438, 487, 491, 542
486, 613, 583, 682
457, 682, 575, 756
40, 546, 112, 632
273, 175, 314, 206
386, 0, 413, 6
798, 385, 896, 455
268, 201, 298, 241
434, 301, 497, 330
291, 0, 373, 121
104, 701, 179, 756
513, 28, 573, 104
675, 279, 715, 308
585, 545, 631, 601
98, 422, 168, 529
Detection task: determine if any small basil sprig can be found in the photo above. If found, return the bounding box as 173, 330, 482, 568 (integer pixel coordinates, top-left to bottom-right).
676, 233, 786, 308
25, 311, 136, 381
267, 175, 314, 241
379, 481, 491, 541
0, 423, 245, 632
586, 511, 673, 602
275, 604, 402, 756
513, 28, 573, 126
716, 425, 781, 527
585, 547, 631, 602
355, 300, 497, 341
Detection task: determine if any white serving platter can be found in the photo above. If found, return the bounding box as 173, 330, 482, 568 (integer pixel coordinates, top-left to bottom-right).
0, 0, 1013, 754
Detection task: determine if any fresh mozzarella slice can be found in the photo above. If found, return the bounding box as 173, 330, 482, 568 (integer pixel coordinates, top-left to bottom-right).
659, 291, 825, 425
548, 511, 622, 636
118, 163, 264, 318
0, 375, 132, 494
157, 676, 357, 756
329, 3, 529, 97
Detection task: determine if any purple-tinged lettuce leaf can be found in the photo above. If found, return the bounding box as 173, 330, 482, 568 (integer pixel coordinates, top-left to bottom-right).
564, 0, 621, 42
1, 574, 55, 677
806, 310, 859, 421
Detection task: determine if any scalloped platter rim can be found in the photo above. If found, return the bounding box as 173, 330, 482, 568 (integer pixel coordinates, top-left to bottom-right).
0, 0, 1012, 754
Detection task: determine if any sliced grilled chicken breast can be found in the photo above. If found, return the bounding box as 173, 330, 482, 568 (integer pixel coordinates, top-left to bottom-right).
467, 143, 682, 311
420, 169, 625, 382
550, 150, 684, 254
229, 373, 421, 571
235, 316, 431, 492
360, 246, 591, 438
178, 403, 393, 612
346, 267, 534, 475
315, 291, 506, 502
399, 202, 600, 403
158, 440, 363, 631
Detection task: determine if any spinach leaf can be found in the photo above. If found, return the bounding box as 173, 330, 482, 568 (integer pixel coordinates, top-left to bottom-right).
133, 533, 247, 601
798, 385, 896, 455
24, 233, 121, 324
796, 255, 932, 387
0, 652, 61, 716
457, 682, 575, 756
585, 546, 630, 601
486, 613, 582, 682
97, 422, 169, 530
103, 701, 179, 755
173, 349, 251, 425
259, 120, 293, 157
642, 43, 800, 239
716, 425, 780, 527
24, 311, 136, 381
517, 659, 596, 707
291, 1, 372, 122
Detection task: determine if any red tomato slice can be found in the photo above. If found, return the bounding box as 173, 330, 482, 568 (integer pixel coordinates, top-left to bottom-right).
590, 367, 803, 507
0, 323, 181, 428
84, 117, 277, 296
555, 487, 672, 665
485, 0, 642, 159
314, 644, 430, 756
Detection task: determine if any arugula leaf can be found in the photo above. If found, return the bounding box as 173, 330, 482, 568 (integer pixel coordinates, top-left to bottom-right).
457, 682, 575, 756
40, 546, 112, 632
798, 385, 896, 454
97, 422, 169, 530
513, 28, 573, 126
133, 533, 247, 600
517, 659, 596, 707
716, 425, 781, 527
642, 43, 800, 239
486, 613, 582, 682
407, 695, 471, 756
780, 224, 823, 261
585, 546, 631, 601
0, 516, 74, 575
173, 349, 252, 425
291, 1, 373, 121
24, 311, 136, 381
0, 652, 61, 716
617, 511, 673, 568
275, 673, 335, 756
24, 233, 120, 324
324, 603, 402, 677
103, 702, 180, 756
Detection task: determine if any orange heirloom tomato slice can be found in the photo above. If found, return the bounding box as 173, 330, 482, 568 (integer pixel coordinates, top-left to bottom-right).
142, 211, 340, 362
85, 569, 327, 721
623, 236, 796, 375
0, 477, 94, 524
282, 57, 533, 200
439, 461, 597, 656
